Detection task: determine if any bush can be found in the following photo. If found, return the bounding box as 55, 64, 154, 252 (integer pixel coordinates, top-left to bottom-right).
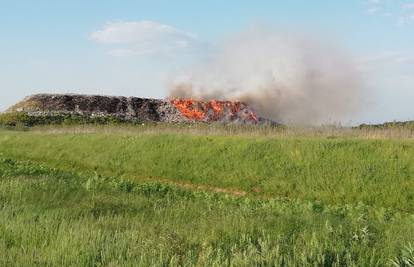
0, 112, 136, 127
0, 112, 33, 126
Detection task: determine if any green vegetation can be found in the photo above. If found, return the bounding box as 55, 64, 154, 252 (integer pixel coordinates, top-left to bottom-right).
1, 127, 413, 211
0, 125, 413, 266
358, 121, 414, 130
0, 112, 136, 127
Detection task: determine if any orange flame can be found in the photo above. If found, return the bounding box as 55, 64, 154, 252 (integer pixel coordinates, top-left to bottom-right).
170, 99, 206, 120
210, 99, 222, 114
170, 98, 259, 123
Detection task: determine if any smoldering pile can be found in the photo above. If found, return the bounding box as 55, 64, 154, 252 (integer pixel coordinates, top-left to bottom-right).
6, 94, 277, 125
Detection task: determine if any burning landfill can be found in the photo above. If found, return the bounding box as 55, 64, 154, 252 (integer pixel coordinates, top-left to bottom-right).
6, 94, 275, 125
5, 29, 366, 126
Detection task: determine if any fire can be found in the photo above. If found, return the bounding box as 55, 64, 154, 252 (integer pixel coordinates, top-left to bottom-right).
210, 99, 222, 114
170, 98, 259, 123
170, 99, 205, 120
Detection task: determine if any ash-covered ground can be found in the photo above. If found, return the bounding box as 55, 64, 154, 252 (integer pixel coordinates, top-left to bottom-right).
6, 94, 277, 125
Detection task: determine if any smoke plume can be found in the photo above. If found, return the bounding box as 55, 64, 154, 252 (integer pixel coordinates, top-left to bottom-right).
168, 27, 365, 124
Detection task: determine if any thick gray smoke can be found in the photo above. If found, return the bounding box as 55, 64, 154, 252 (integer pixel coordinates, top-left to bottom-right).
169, 27, 365, 124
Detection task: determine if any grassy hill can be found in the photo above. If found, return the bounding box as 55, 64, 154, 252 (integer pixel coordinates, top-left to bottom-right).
1, 125, 413, 266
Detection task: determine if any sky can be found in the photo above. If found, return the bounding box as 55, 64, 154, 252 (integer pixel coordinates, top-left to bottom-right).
0, 0, 414, 124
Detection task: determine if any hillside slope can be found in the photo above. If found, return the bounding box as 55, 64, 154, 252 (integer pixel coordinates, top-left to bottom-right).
1, 126, 413, 266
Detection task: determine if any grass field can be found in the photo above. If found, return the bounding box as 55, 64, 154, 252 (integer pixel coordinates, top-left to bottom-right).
1, 124, 414, 266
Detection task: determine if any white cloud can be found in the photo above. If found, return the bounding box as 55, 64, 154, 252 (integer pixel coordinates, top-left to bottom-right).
382, 12, 393, 16
359, 51, 414, 75
90, 21, 196, 56
107, 48, 142, 57
397, 16, 408, 26
380, 52, 414, 64
402, 3, 414, 9
397, 14, 414, 26
364, 0, 414, 25
368, 7, 379, 13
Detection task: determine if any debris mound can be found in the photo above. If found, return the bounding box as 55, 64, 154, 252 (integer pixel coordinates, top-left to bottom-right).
5, 94, 277, 125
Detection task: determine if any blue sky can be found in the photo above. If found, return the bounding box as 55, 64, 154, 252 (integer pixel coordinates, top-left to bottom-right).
1, 0, 414, 123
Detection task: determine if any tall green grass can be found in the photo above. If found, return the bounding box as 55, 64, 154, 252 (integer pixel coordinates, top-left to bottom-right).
1, 155, 413, 266
1, 125, 414, 266
0, 127, 413, 211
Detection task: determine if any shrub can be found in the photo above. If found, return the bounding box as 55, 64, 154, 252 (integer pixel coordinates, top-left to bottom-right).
0, 112, 137, 127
